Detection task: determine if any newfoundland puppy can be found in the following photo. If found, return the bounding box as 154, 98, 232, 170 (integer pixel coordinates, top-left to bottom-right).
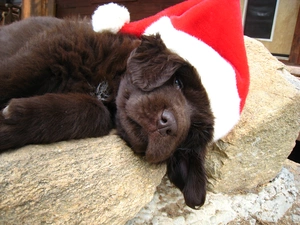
0, 17, 214, 209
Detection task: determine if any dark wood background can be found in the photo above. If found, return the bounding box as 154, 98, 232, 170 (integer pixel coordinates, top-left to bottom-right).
56, 0, 183, 21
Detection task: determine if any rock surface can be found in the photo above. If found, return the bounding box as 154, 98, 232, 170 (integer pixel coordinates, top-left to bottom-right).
0, 135, 166, 224
126, 160, 300, 225
205, 36, 300, 193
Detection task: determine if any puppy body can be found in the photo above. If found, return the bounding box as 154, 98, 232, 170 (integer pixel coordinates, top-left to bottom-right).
0, 17, 139, 148
0, 17, 214, 209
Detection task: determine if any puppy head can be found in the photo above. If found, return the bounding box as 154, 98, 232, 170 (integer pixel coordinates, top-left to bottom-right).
116, 34, 214, 208
116, 33, 213, 159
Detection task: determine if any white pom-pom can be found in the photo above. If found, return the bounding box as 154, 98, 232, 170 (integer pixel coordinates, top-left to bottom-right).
92, 3, 130, 33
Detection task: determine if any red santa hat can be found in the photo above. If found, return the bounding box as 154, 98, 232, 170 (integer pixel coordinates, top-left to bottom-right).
92, 0, 250, 141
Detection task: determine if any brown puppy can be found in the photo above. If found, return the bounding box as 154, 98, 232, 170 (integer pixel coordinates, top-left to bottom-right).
0, 17, 214, 209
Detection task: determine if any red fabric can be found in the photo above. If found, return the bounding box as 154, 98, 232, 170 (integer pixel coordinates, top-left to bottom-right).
171, 0, 249, 111
120, 0, 249, 112
120, 0, 201, 36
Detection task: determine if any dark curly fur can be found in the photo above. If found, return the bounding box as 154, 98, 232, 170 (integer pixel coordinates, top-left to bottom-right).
0, 17, 214, 209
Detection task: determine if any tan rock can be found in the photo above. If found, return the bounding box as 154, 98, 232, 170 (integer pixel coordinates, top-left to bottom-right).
0, 135, 166, 224
206, 36, 300, 193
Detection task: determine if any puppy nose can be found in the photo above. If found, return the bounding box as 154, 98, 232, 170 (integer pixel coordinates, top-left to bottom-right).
158, 110, 177, 136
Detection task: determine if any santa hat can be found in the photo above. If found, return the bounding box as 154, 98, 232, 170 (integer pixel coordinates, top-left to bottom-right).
92, 0, 250, 141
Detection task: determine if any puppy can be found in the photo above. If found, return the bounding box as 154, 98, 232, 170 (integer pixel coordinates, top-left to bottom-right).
0, 17, 214, 209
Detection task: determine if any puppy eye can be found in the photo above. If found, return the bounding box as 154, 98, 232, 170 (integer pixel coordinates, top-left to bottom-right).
174, 77, 183, 89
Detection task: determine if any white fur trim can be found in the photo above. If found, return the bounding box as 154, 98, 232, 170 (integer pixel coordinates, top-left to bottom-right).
92, 3, 130, 33
145, 17, 241, 141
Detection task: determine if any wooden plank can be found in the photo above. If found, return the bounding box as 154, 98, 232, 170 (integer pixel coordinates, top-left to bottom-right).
56, 0, 183, 21
47, 0, 56, 16
124, 0, 183, 21
22, 0, 51, 18
90, 0, 136, 3
289, 6, 300, 65
22, 0, 32, 18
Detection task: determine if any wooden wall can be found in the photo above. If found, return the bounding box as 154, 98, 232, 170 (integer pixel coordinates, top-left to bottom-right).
55, 0, 183, 21
22, 0, 56, 18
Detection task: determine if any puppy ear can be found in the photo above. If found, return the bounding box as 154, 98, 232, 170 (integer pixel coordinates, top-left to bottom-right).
167, 148, 207, 209
126, 34, 185, 91
167, 119, 213, 209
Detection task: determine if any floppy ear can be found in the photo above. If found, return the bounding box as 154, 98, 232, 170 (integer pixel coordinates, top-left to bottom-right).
167, 147, 207, 209
126, 34, 185, 91
167, 123, 213, 209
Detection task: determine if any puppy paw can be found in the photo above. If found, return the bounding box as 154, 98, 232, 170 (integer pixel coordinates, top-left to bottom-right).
1, 99, 27, 124
2, 105, 10, 119
0, 99, 31, 151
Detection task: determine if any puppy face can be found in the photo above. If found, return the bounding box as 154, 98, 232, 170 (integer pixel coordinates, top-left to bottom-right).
116, 70, 191, 163
116, 34, 213, 164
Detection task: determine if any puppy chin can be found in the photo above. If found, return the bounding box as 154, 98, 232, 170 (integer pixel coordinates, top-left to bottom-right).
145, 151, 169, 164
144, 132, 178, 163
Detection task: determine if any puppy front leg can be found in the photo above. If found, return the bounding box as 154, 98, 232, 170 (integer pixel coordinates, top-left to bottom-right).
0, 93, 113, 151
